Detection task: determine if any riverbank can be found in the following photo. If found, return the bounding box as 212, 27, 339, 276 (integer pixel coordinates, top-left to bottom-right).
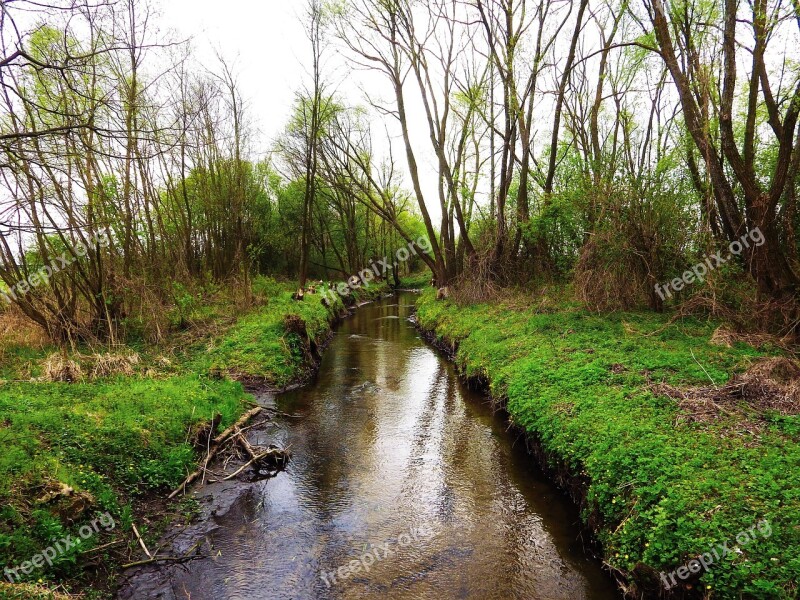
415, 289, 800, 599
0, 277, 391, 598
116, 290, 621, 600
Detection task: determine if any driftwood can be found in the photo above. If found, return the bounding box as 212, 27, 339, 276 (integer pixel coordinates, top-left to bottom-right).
168, 407, 263, 499
235, 430, 258, 460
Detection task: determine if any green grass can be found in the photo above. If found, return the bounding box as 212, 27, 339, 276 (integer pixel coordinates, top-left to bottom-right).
416, 290, 800, 599
0, 279, 360, 593
0, 376, 248, 572
399, 271, 432, 289
188, 288, 342, 386
187, 280, 389, 386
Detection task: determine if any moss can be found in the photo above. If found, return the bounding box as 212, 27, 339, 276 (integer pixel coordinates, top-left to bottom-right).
416, 289, 799, 599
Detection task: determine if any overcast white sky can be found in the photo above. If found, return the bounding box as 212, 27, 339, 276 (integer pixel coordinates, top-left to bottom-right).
159, 0, 444, 219
160, 0, 311, 148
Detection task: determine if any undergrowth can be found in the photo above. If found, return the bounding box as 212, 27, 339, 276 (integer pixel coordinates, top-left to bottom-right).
0, 277, 370, 596
416, 289, 799, 599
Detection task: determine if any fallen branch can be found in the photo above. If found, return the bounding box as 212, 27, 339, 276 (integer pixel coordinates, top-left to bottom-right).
222, 448, 288, 481
168, 407, 263, 499
121, 539, 204, 569
80, 539, 123, 555
211, 407, 263, 446
235, 430, 257, 460
131, 522, 152, 558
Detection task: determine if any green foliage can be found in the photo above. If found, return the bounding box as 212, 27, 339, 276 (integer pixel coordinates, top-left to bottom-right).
416, 290, 799, 599
192, 287, 342, 385
0, 376, 248, 581
522, 191, 586, 275
0, 280, 354, 587
399, 271, 432, 289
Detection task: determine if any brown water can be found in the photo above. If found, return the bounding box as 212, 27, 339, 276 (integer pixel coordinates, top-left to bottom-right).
118, 293, 620, 600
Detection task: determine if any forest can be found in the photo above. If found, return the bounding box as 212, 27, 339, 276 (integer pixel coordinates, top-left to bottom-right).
0, 0, 798, 598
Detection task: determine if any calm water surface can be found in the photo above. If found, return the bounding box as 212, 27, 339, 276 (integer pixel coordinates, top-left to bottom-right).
119, 293, 620, 600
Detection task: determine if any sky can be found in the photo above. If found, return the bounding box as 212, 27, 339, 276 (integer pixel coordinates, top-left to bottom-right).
160, 0, 310, 148
158, 0, 444, 221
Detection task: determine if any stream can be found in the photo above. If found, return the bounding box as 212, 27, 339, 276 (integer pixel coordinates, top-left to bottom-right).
118, 292, 620, 600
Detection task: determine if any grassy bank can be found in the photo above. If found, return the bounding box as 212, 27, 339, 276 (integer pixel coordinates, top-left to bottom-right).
0, 277, 390, 597
416, 289, 799, 599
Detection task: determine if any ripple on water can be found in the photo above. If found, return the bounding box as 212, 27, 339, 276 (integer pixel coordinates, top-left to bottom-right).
117, 293, 620, 600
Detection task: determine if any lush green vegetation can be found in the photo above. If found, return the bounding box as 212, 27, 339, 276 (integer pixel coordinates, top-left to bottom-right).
1, 0, 799, 597
416, 290, 799, 598
0, 280, 351, 593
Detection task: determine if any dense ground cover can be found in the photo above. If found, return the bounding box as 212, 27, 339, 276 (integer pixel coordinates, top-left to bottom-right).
416, 290, 800, 599
0, 279, 359, 596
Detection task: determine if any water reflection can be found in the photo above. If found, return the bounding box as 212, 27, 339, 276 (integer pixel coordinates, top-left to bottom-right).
120, 293, 619, 600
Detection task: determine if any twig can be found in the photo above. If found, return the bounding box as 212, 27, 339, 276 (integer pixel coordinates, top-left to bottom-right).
691, 348, 718, 389
200, 413, 213, 487
235, 430, 257, 460
222, 448, 285, 481
121, 539, 204, 569
168, 407, 263, 499
131, 522, 152, 558
80, 539, 123, 555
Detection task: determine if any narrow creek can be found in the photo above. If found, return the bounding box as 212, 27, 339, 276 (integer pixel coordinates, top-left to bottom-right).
118, 292, 620, 599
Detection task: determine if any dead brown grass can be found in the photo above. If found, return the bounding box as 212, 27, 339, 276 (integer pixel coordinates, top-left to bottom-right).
0, 582, 76, 599
87, 352, 140, 378
653, 357, 800, 428
675, 281, 800, 341
709, 325, 786, 350
0, 306, 49, 348
574, 235, 649, 312
42, 353, 84, 382
449, 251, 504, 305
41, 351, 142, 382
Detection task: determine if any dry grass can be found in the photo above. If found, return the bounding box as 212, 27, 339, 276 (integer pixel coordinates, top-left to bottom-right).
0, 582, 76, 599
653, 357, 800, 428
709, 325, 787, 350
0, 307, 49, 348
449, 251, 504, 305
676, 282, 800, 340
41, 351, 142, 382
87, 352, 140, 379
42, 353, 84, 383
574, 235, 649, 312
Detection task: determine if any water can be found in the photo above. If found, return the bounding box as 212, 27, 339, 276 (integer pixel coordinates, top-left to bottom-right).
118, 293, 619, 600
